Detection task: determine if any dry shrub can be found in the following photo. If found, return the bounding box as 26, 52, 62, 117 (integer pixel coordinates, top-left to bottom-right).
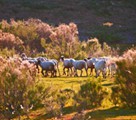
0, 30, 23, 51
1, 19, 40, 52
0, 19, 81, 58
45, 22, 80, 59
0, 56, 40, 119
0, 48, 16, 58
112, 49, 136, 108
44, 87, 75, 118
74, 80, 108, 112
83, 38, 115, 58
0, 18, 117, 59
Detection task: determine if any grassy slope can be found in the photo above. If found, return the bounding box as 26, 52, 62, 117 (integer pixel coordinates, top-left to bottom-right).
17, 66, 136, 120
0, 0, 136, 47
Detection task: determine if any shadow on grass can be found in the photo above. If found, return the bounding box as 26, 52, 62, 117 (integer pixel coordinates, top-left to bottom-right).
86, 106, 136, 119
34, 106, 76, 120
102, 83, 113, 87
65, 80, 87, 84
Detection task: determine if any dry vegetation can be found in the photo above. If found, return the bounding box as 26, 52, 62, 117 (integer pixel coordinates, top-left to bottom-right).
0, 18, 117, 58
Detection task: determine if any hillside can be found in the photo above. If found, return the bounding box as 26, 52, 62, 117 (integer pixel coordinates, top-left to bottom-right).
0, 0, 136, 45
0, 1, 136, 119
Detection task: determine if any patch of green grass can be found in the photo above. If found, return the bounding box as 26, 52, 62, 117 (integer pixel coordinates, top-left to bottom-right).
37, 76, 92, 92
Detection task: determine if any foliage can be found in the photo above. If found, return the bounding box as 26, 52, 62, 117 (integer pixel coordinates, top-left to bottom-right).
112, 49, 136, 108
0, 57, 45, 119
44, 87, 75, 118
0, 19, 51, 52
85, 38, 102, 57
73, 79, 108, 112
0, 18, 116, 59
111, 86, 121, 106
43, 87, 60, 118
0, 48, 16, 58
0, 30, 23, 51
82, 38, 114, 57
46, 23, 80, 59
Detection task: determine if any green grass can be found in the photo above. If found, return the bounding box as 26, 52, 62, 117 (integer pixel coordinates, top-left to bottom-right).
36, 65, 114, 92
38, 76, 93, 92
